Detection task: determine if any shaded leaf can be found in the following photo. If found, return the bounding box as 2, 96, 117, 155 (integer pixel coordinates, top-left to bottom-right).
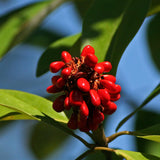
115, 149, 160, 160
74, 0, 94, 18
135, 110, 160, 157
30, 122, 68, 159
116, 83, 160, 131
133, 124, 160, 143
36, 33, 81, 77
147, 13, 160, 71
0, 0, 64, 59
0, 89, 68, 123
80, 0, 150, 76
147, 0, 160, 16
25, 28, 63, 47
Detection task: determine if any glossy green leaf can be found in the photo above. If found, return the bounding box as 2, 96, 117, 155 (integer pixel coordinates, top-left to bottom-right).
147, 13, 160, 71
36, 33, 81, 77
0, 0, 64, 59
133, 124, 160, 143
0, 89, 68, 123
80, 0, 150, 75
147, 0, 160, 16
116, 83, 160, 131
30, 122, 68, 159
115, 150, 160, 160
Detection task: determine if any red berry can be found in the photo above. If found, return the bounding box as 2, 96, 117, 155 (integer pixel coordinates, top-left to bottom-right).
102, 74, 116, 83
78, 117, 89, 132
64, 97, 71, 110
46, 85, 63, 93
77, 78, 90, 92
94, 63, 104, 74
81, 45, 95, 57
97, 89, 110, 102
114, 84, 121, 93
56, 77, 65, 88
67, 113, 78, 130
79, 101, 89, 118
103, 101, 117, 115
52, 95, 65, 112
84, 53, 98, 67
61, 51, 72, 63
100, 61, 112, 72
110, 93, 121, 101
100, 79, 117, 93
51, 75, 61, 84
61, 67, 72, 78
89, 89, 101, 106
69, 90, 83, 106
50, 61, 65, 73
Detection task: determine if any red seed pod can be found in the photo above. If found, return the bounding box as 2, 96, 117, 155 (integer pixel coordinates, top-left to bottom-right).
52, 95, 65, 112
67, 113, 78, 130
97, 88, 110, 102
89, 89, 101, 106
93, 109, 104, 123
69, 90, 83, 106
110, 93, 121, 101
46, 85, 63, 93
61, 67, 72, 78
56, 77, 65, 88
94, 63, 104, 74
81, 45, 95, 57
102, 74, 116, 83
100, 61, 112, 72
61, 51, 72, 63
100, 79, 117, 94
88, 117, 99, 131
51, 75, 61, 84
84, 53, 98, 67
115, 84, 121, 93
103, 101, 117, 115
77, 78, 90, 92
64, 97, 71, 110
50, 61, 65, 73
78, 116, 89, 132
79, 101, 89, 118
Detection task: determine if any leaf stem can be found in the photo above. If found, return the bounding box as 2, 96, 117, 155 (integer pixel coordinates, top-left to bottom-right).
106, 131, 133, 143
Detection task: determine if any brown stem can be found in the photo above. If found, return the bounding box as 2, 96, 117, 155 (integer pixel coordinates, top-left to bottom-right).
106, 131, 133, 143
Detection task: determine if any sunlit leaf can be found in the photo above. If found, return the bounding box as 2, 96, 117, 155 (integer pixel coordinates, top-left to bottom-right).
30, 122, 68, 159
147, 13, 160, 71
0, 0, 64, 59
116, 83, 160, 131
0, 89, 68, 124
147, 0, 160, 16
36, 33, 81, 77
115, 149, 160, 160
80, 0, 150, 75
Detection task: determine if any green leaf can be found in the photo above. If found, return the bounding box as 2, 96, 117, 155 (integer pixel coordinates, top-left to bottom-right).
36, 33, 81, 77
0, 0, 64, 59
147, 0, 160, 16
0, 89, 68, 123
25, 28, 63, 47
116, 83, 160, 131
80, 0, 150, 75
147, 13, 160, 71
115, 150, 160, 160
30, 122, 68, 159
133, 124, 160, 143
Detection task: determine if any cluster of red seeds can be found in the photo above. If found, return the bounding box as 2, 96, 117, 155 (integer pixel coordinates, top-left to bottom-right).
47, 45, 121, 132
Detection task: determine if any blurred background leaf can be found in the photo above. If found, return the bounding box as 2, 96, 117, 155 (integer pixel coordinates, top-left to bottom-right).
147, 13, 160, 72
30, 122, 68, 159
0, 0, 66, 59
147, 0, 160, 16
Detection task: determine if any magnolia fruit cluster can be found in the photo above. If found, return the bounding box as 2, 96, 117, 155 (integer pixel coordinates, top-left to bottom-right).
47, 45, 121, 132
